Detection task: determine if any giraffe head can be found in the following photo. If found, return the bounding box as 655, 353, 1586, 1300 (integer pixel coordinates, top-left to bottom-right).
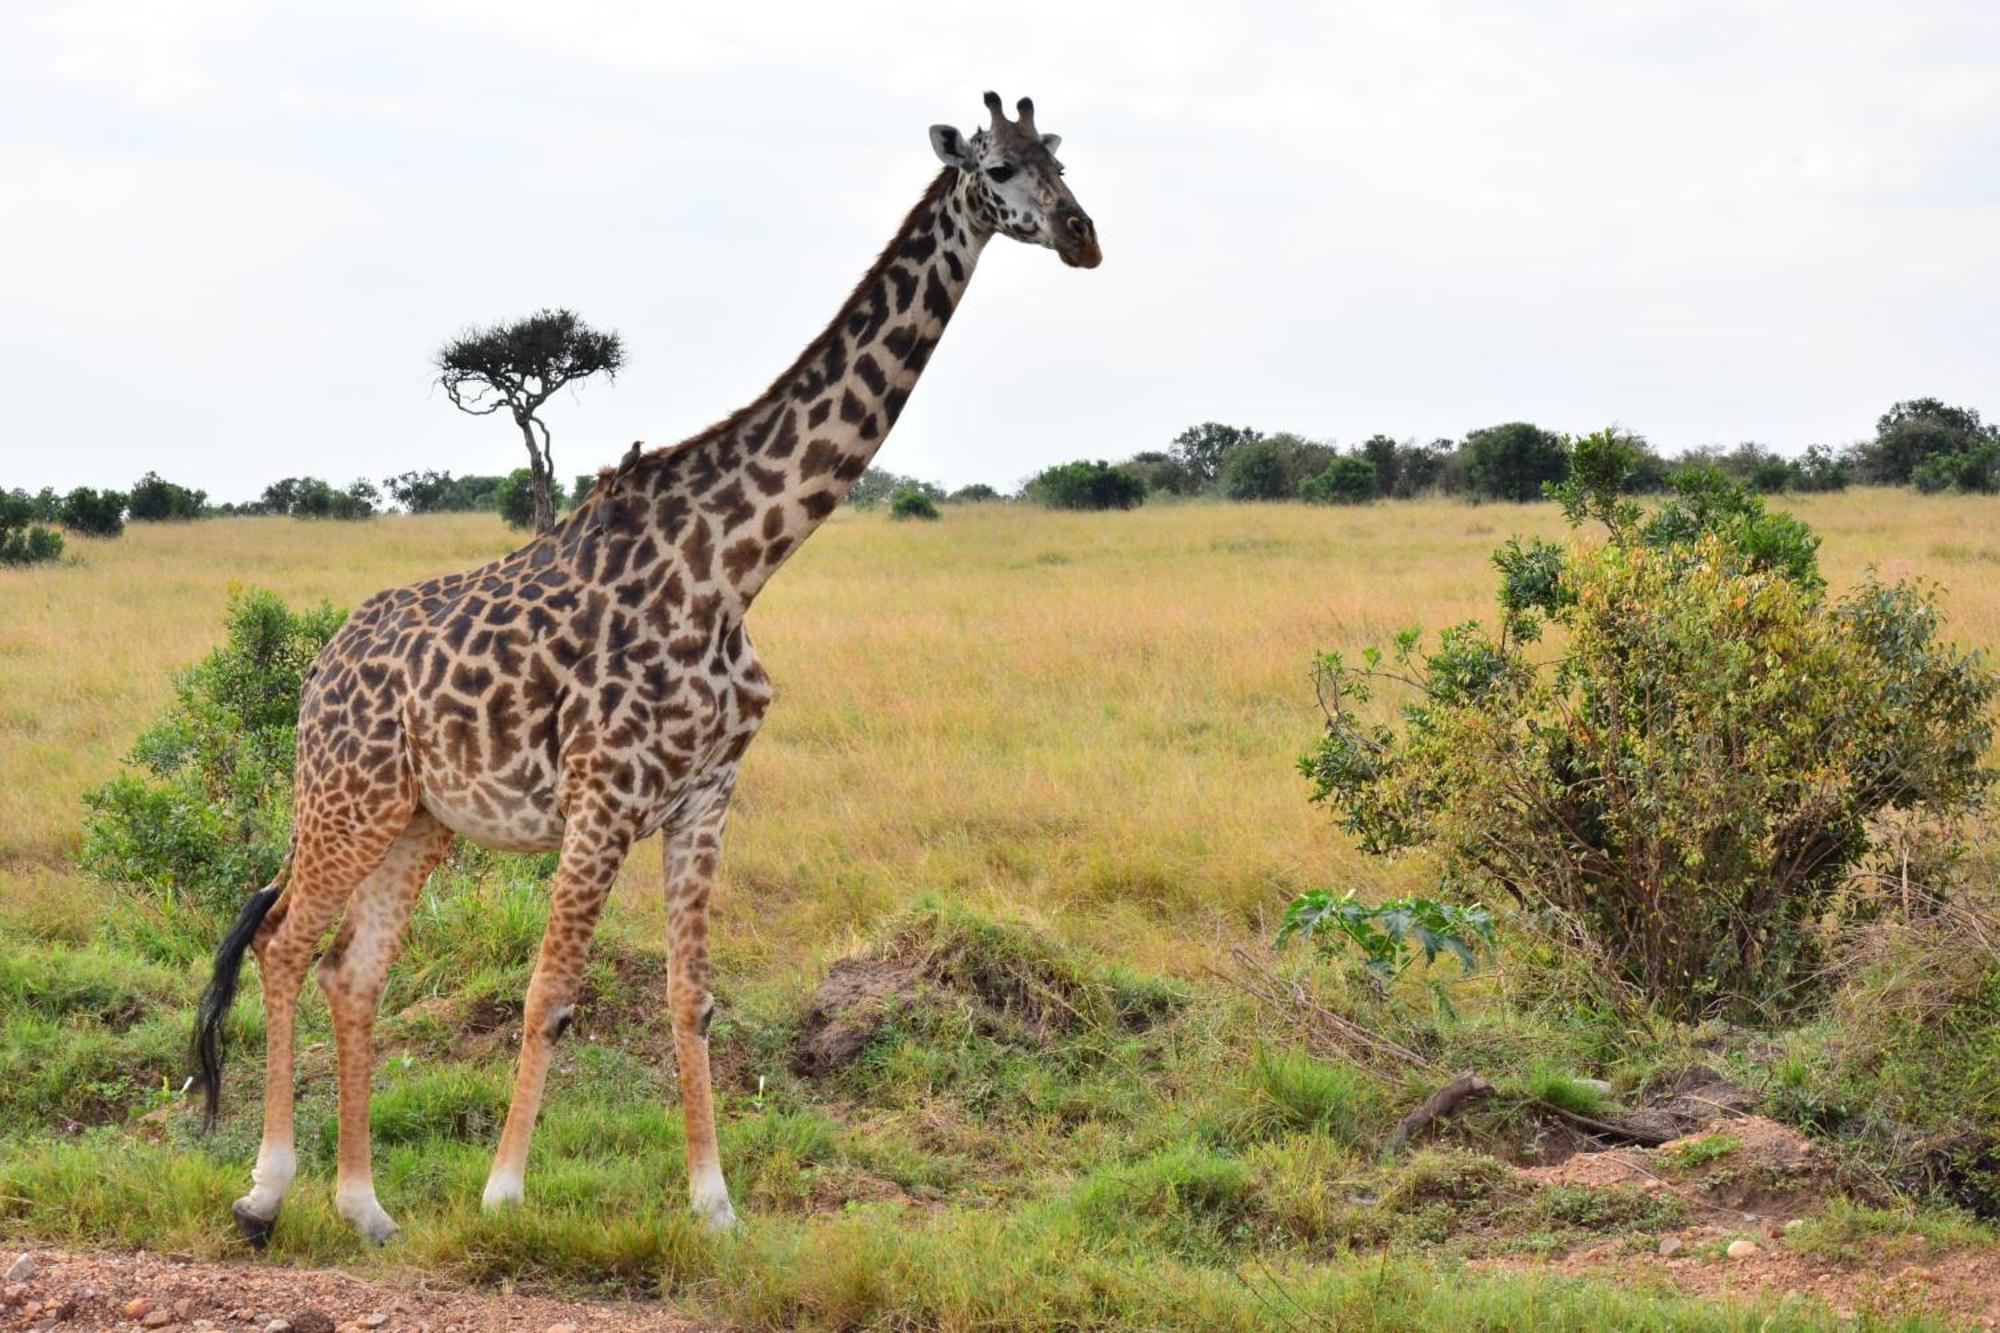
930, 91, 1101, 269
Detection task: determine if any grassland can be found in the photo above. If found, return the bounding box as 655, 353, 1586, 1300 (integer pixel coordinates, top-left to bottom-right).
4, 492, 2000, 1329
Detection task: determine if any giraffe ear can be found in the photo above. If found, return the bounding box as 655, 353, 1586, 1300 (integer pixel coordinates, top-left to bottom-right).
929, 125, 969, 167
1040, 133, 1062, 154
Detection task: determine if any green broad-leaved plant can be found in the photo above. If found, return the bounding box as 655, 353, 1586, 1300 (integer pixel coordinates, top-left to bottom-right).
1299, 429, 1997, 1021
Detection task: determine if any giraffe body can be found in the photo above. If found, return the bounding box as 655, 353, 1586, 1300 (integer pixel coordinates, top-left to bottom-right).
193, 91, 1098, 1244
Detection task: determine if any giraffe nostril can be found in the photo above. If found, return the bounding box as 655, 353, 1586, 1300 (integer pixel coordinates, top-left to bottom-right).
1065, 214, 1092, 237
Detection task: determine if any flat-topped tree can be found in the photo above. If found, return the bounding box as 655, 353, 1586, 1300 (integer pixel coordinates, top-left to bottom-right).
435, 308, 625, 534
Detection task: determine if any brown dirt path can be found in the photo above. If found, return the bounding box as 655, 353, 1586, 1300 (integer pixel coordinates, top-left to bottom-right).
0, 1249, 707, 1333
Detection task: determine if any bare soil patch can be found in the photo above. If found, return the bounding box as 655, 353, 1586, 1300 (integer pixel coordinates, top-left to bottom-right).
0, 1248, 703, 1333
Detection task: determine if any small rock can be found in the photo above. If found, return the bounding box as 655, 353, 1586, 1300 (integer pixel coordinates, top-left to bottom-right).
1726, 1238, 1761, 1259
262, 1322, 292, 1333
1657, 1235, 1684, 1257
291, 1312, 336, 1333
125, 1298, 156, 1320
4, 1254, 35, 1283
143, 1310, 175, 1328
50, 1299, 76, 1320
21, 1300, 41, 1319
1783, 1218, 1807, 1233
1575, 1078, 1615, 1098
359, 1316, 390, 1330
5, 1283, 25, 1305
545, 1324, 580, 1333
177, 1299, 197, 1319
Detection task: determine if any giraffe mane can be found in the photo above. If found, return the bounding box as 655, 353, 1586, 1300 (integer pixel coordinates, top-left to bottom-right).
574, 167, 959, 507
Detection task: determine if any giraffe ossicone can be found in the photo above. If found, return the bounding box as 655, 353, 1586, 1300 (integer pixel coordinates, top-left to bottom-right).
190, 91, 1099, 1244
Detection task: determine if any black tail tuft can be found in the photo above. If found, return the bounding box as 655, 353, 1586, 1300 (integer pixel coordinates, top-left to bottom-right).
192, 884, 283, 1131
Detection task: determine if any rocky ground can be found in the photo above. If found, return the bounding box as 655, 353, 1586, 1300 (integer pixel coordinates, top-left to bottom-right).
0, 1250, 701, 1333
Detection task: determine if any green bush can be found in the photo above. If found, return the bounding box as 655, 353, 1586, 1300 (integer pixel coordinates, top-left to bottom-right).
81, 589, 347, 909
126, 472, 207, 521
1912, 443, 1999, 495
56, 487, 126, 537
947, 483, 1003, 503
260, 476, 379, 520
1, 490, 65, 567
1026, 460, 1146, 511
1300, 457, 1380, 506
1219, 439, 1296, 501
1300, 430, 1997, 1020
1461, 421, 1568, 502
495, 468, 536, 528
888, 486, 941, 521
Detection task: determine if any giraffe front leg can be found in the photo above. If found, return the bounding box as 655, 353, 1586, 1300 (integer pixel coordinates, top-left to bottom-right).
665, 782, 737, 1230
483, 815, 630, 1210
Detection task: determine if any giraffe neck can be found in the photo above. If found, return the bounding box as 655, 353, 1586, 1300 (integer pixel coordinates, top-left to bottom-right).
610, 168, 991, 605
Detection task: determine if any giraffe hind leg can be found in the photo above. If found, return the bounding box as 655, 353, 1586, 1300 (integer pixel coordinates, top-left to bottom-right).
317, 810, 455, 1244
232, 804, 414, 1245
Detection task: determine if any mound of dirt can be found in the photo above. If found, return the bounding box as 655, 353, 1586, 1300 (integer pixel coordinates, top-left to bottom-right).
793, 909, 1180, 1077
1525, 1114, 1824, 1218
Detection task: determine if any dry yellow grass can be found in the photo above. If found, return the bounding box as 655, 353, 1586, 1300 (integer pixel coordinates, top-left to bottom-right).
3, 490, 1998, 979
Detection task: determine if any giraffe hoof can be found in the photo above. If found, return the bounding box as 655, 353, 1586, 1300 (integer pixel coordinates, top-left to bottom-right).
232, 1200, 277, 1250
693, 1195, 738, 1232
336, 1190, 401, 1245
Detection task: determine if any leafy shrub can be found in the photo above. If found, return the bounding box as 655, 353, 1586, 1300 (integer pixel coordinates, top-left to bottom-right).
1912, 443, 1999, 495
0, 491, 65, 567
1278, 890, 1494, 990
81, 589, 346, 909
1461, 421, 1569, 502
1026, 460, 1146, 511
1855, 397, 1997, 485
261, 476, 379, 520
888, 486, 941, 521
1300, 457, 1381, 506
382, 469, 505, 513
126, 472, 207, 521
947, 483, 1003, 503
1219, 439, 1295, 500
1168, 421, 1263, 486
495, 468, 536, 528
57, 487, 126, 537
1300, 429, 1997, 1020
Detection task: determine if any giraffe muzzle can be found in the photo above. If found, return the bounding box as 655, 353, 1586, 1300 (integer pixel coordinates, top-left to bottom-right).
1057, 211, 1102, 269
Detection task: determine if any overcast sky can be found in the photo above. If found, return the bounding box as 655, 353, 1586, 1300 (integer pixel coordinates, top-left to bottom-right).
4, 1, 1996, 502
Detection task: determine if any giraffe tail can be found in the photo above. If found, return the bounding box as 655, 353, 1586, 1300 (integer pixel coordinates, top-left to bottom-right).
191, 843, 295, 1131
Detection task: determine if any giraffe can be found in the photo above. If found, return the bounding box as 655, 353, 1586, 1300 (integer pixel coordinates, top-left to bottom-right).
192, 91, 1099, 1246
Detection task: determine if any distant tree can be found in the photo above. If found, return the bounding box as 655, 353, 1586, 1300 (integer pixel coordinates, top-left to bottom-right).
1220, 439, 1296, 500
1793, 445, 1851, 493
1359, 435, 1401, 498
1170, 422, 1263, 487
435, 307, 625, 534
889, 486, 942, 521
495, 468, 536, 529
1026, 460, 1146, 511
848, 468, 943, 508
569, 474, 595, 508
1119, 451, 1199, 496
1393, 441, 1450, 497
1, 490, 65, 566
381, 470, 457, 514
1462, 421, 1569, 502
1912, 442, 1999, 495
1858, 398, 1996, 485
127, 472, 207, 521
1300, 456, 1381, 506
948, 483, 1003, 503
57, 487, 127, 537
262, 477, 378, 520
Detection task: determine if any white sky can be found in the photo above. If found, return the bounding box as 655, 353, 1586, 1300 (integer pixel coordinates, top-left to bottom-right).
3, 1, 1996, 501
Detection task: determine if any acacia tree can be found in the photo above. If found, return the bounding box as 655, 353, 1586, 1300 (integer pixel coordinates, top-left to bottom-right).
435, 308, 624, 533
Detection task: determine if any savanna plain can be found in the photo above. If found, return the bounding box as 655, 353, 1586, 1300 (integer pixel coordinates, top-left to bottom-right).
4, 492, 2000, 1330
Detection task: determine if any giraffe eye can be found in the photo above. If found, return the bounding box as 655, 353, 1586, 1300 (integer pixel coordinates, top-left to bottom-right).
986, 164, 1016, 184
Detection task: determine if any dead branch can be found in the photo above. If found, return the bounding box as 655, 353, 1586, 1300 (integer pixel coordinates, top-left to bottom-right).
1385, 1070, 1493, 1152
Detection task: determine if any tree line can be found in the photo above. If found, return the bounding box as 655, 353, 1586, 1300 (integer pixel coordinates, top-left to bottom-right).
1001, 396, 1998, 511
